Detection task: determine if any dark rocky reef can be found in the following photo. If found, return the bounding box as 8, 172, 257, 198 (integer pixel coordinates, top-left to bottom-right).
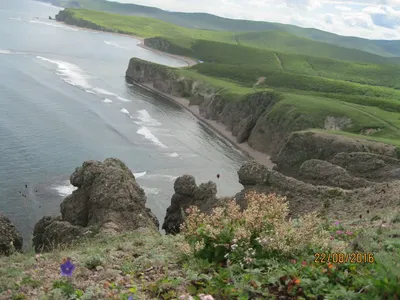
0, 213, 23, 256
33, 158, 159, 252
162, 175, 223, 234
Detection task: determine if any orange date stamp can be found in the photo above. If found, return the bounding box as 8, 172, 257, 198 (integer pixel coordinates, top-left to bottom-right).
314, 252, 375, 264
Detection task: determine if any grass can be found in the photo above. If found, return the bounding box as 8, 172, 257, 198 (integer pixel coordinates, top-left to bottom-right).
59, 7, 400, 148
0, 197, 399, 299
49, 0, 400, 58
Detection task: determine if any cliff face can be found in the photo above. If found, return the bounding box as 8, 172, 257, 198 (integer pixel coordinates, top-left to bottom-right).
126, 58, 400, 174
126, 58, 290, 156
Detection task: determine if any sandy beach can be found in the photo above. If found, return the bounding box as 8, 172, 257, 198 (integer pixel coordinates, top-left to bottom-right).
139, 83, 275, 168
56, 20, 273, 168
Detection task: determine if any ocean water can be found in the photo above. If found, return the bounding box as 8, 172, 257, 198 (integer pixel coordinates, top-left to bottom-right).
0, 0, 248, 246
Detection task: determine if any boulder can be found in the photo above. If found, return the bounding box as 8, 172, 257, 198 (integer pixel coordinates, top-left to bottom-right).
298, 159, 374, 189
162, 175, 220, 234
33, 158, 159, 252
0, 213, 23, 256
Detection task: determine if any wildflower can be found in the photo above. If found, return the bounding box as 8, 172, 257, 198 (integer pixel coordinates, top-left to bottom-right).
60, 257, 75, 277
293, 278, 301, 285
290, 259, 297, 264
185, 208, 192, 214
346, 231, 353, 235
336, 230, 344, 235
327, 263, 335, 269
199, 294, 215, 300
128, 296, 134, 300
179, 295, 194, 300
330, 236, 334, 240
334, 221, 340, 226
301, 261, 307, 266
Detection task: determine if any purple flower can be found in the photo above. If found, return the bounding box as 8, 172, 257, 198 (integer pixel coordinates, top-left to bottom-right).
336, 230, 344, 235
128, 296, 134, 300
60, 258, 75, 277
346, 231, 353, 235
334, 221, 340, 226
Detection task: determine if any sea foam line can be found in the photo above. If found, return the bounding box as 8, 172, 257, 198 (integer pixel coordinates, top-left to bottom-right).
136, 126, 168, 149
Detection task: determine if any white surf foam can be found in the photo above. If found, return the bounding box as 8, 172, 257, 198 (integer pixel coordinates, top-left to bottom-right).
10, 17, 22, 21
104, 41, 129, 50
92, 87, 117, 96
116, 96, 131, 102
120, 108, 133, 119
36, 56, 92, 89
168, 152, 179, 158
85, 89, 96, 94
143, 187, 160, 195
136, 110, 161, 126
29, 19, 78, 31
136, 126, 168, 149
51, 181, 77, 197
103, 98, 113, 103
133, 171, 147, 178
0, 49, 12, 54
145, 174, 178, 181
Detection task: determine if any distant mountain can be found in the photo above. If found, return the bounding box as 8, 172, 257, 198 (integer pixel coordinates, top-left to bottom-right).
39, 0, 400, 58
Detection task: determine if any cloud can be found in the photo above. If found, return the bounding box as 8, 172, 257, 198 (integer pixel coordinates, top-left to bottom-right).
115, 0, 400, 39
363, 5, 400, 28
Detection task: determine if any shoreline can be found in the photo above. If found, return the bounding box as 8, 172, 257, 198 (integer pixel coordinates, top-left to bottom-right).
135, 82, 275, 168
54, 20, 197, 67
53, 19, 272, 167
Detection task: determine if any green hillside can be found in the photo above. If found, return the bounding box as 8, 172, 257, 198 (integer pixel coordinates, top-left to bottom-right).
56, 7, 400, 147
42, 0, 400, 58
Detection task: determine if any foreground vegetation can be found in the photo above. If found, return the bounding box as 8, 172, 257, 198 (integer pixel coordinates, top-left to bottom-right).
1, 192, 399, 299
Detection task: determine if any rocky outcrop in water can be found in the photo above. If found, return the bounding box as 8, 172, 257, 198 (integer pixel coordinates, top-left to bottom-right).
0, 213, 23, 256
162, 175, 222, 234
33, 158, 159, 252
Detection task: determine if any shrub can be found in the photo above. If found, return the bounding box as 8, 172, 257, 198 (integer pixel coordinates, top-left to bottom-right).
180, 191, 346, 265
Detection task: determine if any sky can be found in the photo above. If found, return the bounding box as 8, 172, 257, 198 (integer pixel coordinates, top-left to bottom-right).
115, 0, 400, 40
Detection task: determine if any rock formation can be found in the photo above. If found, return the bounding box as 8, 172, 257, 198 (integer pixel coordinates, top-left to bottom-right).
234, 160, 400, 220
33, 158, 159, 252
0, 213, 23, 256
162, 175, 222, 234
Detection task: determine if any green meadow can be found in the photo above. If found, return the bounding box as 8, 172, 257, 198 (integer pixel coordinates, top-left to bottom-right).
58, 8, 400, 146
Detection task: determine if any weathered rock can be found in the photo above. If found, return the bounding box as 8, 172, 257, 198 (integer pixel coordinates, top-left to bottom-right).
235, 160, 400, 219
331, 152, 400, 182
299, 159, 374, 189
238, 160, 269, 187
33, 158, 159, 252
272, 131, 398, 177
162, 176, 220, 234
32, 216, 89, 252
0, 213, 23, 256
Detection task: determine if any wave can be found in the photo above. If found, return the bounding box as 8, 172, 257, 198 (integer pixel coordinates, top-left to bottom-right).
116, 96, 131, 102
36, 56, 92, 89
50, 181, 77, 196
136, 126, 168, 149
85, 89, 96, 94
104, 41, 129, 50
144, 174, 178, 181
103, 98, 113, 103
168, 152, 179, 158
92, 87, 117, 96
0, 49, 12, 54
120, 108, 133, 119
136, 109, 161, 126
142, 187, 160, 195
133, 171, 147, 178
29, 19, 78, 31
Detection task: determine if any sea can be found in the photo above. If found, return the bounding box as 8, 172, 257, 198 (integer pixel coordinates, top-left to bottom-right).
0, 0, 248, 247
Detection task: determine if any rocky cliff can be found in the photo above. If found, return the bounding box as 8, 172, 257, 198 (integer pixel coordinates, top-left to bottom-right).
33, 158, 159, 252
126, 58, 400, 178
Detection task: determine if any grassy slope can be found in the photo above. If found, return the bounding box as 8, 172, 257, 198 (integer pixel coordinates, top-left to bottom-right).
48, 0, 400, 57
58, 8, 400, 146
58, 8, 398, 64
56, 9, 400, 148
1, 212, 399, 299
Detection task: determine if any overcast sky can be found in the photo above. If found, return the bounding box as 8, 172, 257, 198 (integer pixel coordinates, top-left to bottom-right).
114, 0, 400, 40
